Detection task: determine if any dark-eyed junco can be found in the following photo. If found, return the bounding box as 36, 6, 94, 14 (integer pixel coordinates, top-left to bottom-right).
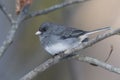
35, 22, 111, 55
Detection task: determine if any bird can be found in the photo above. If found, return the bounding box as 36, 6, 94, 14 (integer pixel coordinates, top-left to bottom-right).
35, 22, 111, 55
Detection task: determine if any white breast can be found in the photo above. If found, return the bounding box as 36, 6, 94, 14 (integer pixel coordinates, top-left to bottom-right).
45, 43, 70, 55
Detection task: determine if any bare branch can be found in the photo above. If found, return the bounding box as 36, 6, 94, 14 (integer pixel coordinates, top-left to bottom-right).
24, 0, 88, 20
0, 23, 18, 57
75, 55, 120, 74
20, 56, 61, 80
17, 4, 30, 23
0, 3, 14, 24
20, 28, 120, 80
0, 4, 30, 58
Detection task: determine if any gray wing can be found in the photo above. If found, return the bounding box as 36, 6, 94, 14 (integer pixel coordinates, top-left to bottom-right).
60, 28, 87, 39
49, 23, 87, 39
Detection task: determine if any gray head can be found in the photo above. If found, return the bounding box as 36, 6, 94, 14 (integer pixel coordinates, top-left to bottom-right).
35, 22, 66, 36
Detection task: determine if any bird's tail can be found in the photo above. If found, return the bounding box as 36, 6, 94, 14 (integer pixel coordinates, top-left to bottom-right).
86, 27, 111, 35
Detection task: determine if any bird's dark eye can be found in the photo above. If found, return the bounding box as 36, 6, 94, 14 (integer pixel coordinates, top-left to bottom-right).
42, 27, 47, 32
39, 27, 47, 32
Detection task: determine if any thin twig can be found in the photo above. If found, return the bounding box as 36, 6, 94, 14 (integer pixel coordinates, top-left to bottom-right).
0, 3, 14, 24
89, 45, 114, 66
105, 45, 113, 62
20, 28, 120, 80
75, 55, 120, 74
24, 0, 88, 20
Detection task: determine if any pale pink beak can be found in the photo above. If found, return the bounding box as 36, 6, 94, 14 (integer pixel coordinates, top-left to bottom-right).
35, 31, 41, 35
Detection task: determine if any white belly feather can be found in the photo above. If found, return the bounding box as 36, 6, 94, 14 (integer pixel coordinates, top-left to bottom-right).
45, 43, 70, 55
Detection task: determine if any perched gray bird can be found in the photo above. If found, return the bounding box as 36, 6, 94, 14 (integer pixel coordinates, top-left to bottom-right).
35, 22, 111, 55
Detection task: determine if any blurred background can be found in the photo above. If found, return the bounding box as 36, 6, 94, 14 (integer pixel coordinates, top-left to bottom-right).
0, 0, 120, 80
